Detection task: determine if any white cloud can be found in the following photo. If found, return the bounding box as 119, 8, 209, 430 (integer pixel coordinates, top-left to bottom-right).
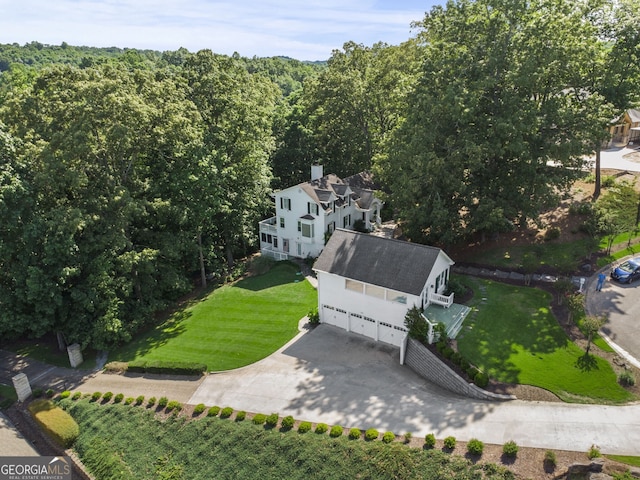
0, 0, 434, 60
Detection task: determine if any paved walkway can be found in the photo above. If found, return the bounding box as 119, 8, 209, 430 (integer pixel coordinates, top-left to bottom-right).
0, 412, 38, 456
589, 145, 640, 173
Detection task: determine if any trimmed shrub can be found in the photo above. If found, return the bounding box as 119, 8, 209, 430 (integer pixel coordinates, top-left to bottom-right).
544, 227, 561, 241
265, 413, 279, 427
45, 389, 54, 398
32, 388, 44, 398
365, 429, 379, 441
298, 421, 312, 433
404, 432, 412, 444
502, 440, 519, 458
474, 371, 489, 388
252, 413, 266, 425
307, 308, 320, 326
147, 397, 156, 408
101, 391, 113, 403
442, 347, 454, 359
90, 392, 101, 402
443, 436, 456, 450
113, 393, 124, 404
235, 411, 246, 422
348, 428, 361, 440
329, 425, 343, 438
28, 399, 79, 448
59, 390, 71, 400
544, 450, 557, 467
71, 392, 82, 401
424, 433, 436, 449
315, 423, 328, 434
467, 438, 484, 456
193, 403, 206, 415
157, 396, 168, 408
126, 359, 207, 376
619, 370, 636, 386
281, 415, 294, 430
207, 406, 220, 417
588, 445, 601, 459
103, 361, 128, 373
220, 407, 233, 419
135, 395, 144, 406
124, 397, 134, 405
382, 431, 395, 444
166, 400, 182, 412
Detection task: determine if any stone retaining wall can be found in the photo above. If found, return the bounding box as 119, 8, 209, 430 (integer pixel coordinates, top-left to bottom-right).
404, 338, 514, 401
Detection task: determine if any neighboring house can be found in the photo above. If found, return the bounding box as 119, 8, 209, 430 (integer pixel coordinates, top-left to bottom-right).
258, 165, 383, 260
607, 109, 640, 147
312, 229, 456, 348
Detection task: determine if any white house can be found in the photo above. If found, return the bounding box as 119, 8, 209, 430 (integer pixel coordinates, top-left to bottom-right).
312, 229, 456, 347
258, 165, 383, 260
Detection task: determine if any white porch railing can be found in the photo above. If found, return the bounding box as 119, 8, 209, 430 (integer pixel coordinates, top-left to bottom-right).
259, 216, 277, 234
428, 292, 454, 308
261, 247, 289, 261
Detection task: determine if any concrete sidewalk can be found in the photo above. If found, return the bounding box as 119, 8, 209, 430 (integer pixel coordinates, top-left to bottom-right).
0, 412, 38, 456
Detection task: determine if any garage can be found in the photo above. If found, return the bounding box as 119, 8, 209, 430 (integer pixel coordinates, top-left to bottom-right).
378, 322, 405, 347
322, 305, 348, 330
349, 313, 377, 340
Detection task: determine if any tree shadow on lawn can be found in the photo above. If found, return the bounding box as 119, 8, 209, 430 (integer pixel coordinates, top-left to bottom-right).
233, 263, 305, 292
575, 353, 599, 372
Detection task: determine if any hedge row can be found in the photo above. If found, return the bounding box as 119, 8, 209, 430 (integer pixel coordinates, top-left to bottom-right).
435, 341, 489, 388
29, 399, 79, 448
126, 360, 207, 376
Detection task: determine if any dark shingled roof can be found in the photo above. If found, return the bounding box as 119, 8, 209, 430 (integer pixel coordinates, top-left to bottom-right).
313, 229, 452, 296
297, 171, 378, 210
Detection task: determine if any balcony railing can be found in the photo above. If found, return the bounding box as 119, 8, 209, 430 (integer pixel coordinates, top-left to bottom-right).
428, 292, 454, 308
259, 216, 277, 234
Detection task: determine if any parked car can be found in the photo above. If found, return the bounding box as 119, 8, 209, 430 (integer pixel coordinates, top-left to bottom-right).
610, 258, 640, 283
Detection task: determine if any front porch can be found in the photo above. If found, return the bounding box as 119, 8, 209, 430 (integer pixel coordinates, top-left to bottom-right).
423, 302, 471, 340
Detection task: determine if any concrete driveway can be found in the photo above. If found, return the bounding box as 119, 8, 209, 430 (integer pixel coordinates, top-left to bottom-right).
586, 262, 640, 369
189, 324, 640, 455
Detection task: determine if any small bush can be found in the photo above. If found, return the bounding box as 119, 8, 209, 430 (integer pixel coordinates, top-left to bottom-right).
502, 440, 519, 458
147, 397, 156, 408
544, 227, 561, 241
252, 413, 267, 425
45, 389, 54, 398
404, 432, 412, 444
298, 421, 312, 433
166, 400, 182, 412
158, 396, 168, 408
103, 361, 128, 373
442, 347, 454, 359
235, 411, 246, 422
348, 428, 361, 440
281, 415, 294, 430
382, 431, 395, 444
544, 450, 557, 467
91, 392, 102, 402
365, 429, 379, 441
193, 403, 206, 415
124, 397, 134, 405
264, 413, 278, 427
71, 392, 82, 401
113, 393, 124, 404
32, 388, 44, 398
101, 391, 113, 403
329, 425, 343, 438
207, 406, 220, 417
467, 438, 484, 456
307, 308, 320, 326
315, 423, 328, 434
602, 175, 616, 188
220, 407, 233, 419
28, 399, 79, 448
588, 445, 601, 459
443, 436, 456, 450
619, 370, 636, 386
135, 395, 144, 406
59, 390, 71, 400
126, 359, 207, 376
424, 433, 436, 449
474, 371, 489, 388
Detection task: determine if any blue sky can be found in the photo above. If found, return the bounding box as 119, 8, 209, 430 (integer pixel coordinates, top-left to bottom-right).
0, 0, 441, 61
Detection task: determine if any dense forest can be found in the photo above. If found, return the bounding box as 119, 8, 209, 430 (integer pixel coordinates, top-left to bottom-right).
1, 0, 639, 350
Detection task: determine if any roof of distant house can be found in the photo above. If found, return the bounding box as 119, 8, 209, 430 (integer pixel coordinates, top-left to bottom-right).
313, 229, 454, 296
296, 171, 379, 211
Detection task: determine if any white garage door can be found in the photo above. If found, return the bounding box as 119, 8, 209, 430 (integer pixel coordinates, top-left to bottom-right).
323, 305, 348, 330
378, 322, 406, 347
349, 314, 377, 340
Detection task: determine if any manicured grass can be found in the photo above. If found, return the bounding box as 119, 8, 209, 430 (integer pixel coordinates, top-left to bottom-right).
4, 340, 98, 370
61, 399, 515, 480
0, 384, 17, 409
112, 262, 317, 371
605, 455, 640, 467
457, 278, 634, 404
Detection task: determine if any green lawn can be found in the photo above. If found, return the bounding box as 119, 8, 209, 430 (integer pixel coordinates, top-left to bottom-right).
0, 383, 17, 409
456, 277, 634, 404
112, 261, 317, 371
4, 340, 98, 370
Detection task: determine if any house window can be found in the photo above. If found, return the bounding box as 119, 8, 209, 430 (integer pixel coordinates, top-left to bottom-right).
279, 217, 285, 228
261, 233, 267, 242
307, 202, 319, 216
300, 223, 314, 238
387, 289, 407, 304
273, 237, 278, 249
345, 279, 364, 293
365, 284, 385, 300
343, 214, 351, 228
280, 197, 291, 211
